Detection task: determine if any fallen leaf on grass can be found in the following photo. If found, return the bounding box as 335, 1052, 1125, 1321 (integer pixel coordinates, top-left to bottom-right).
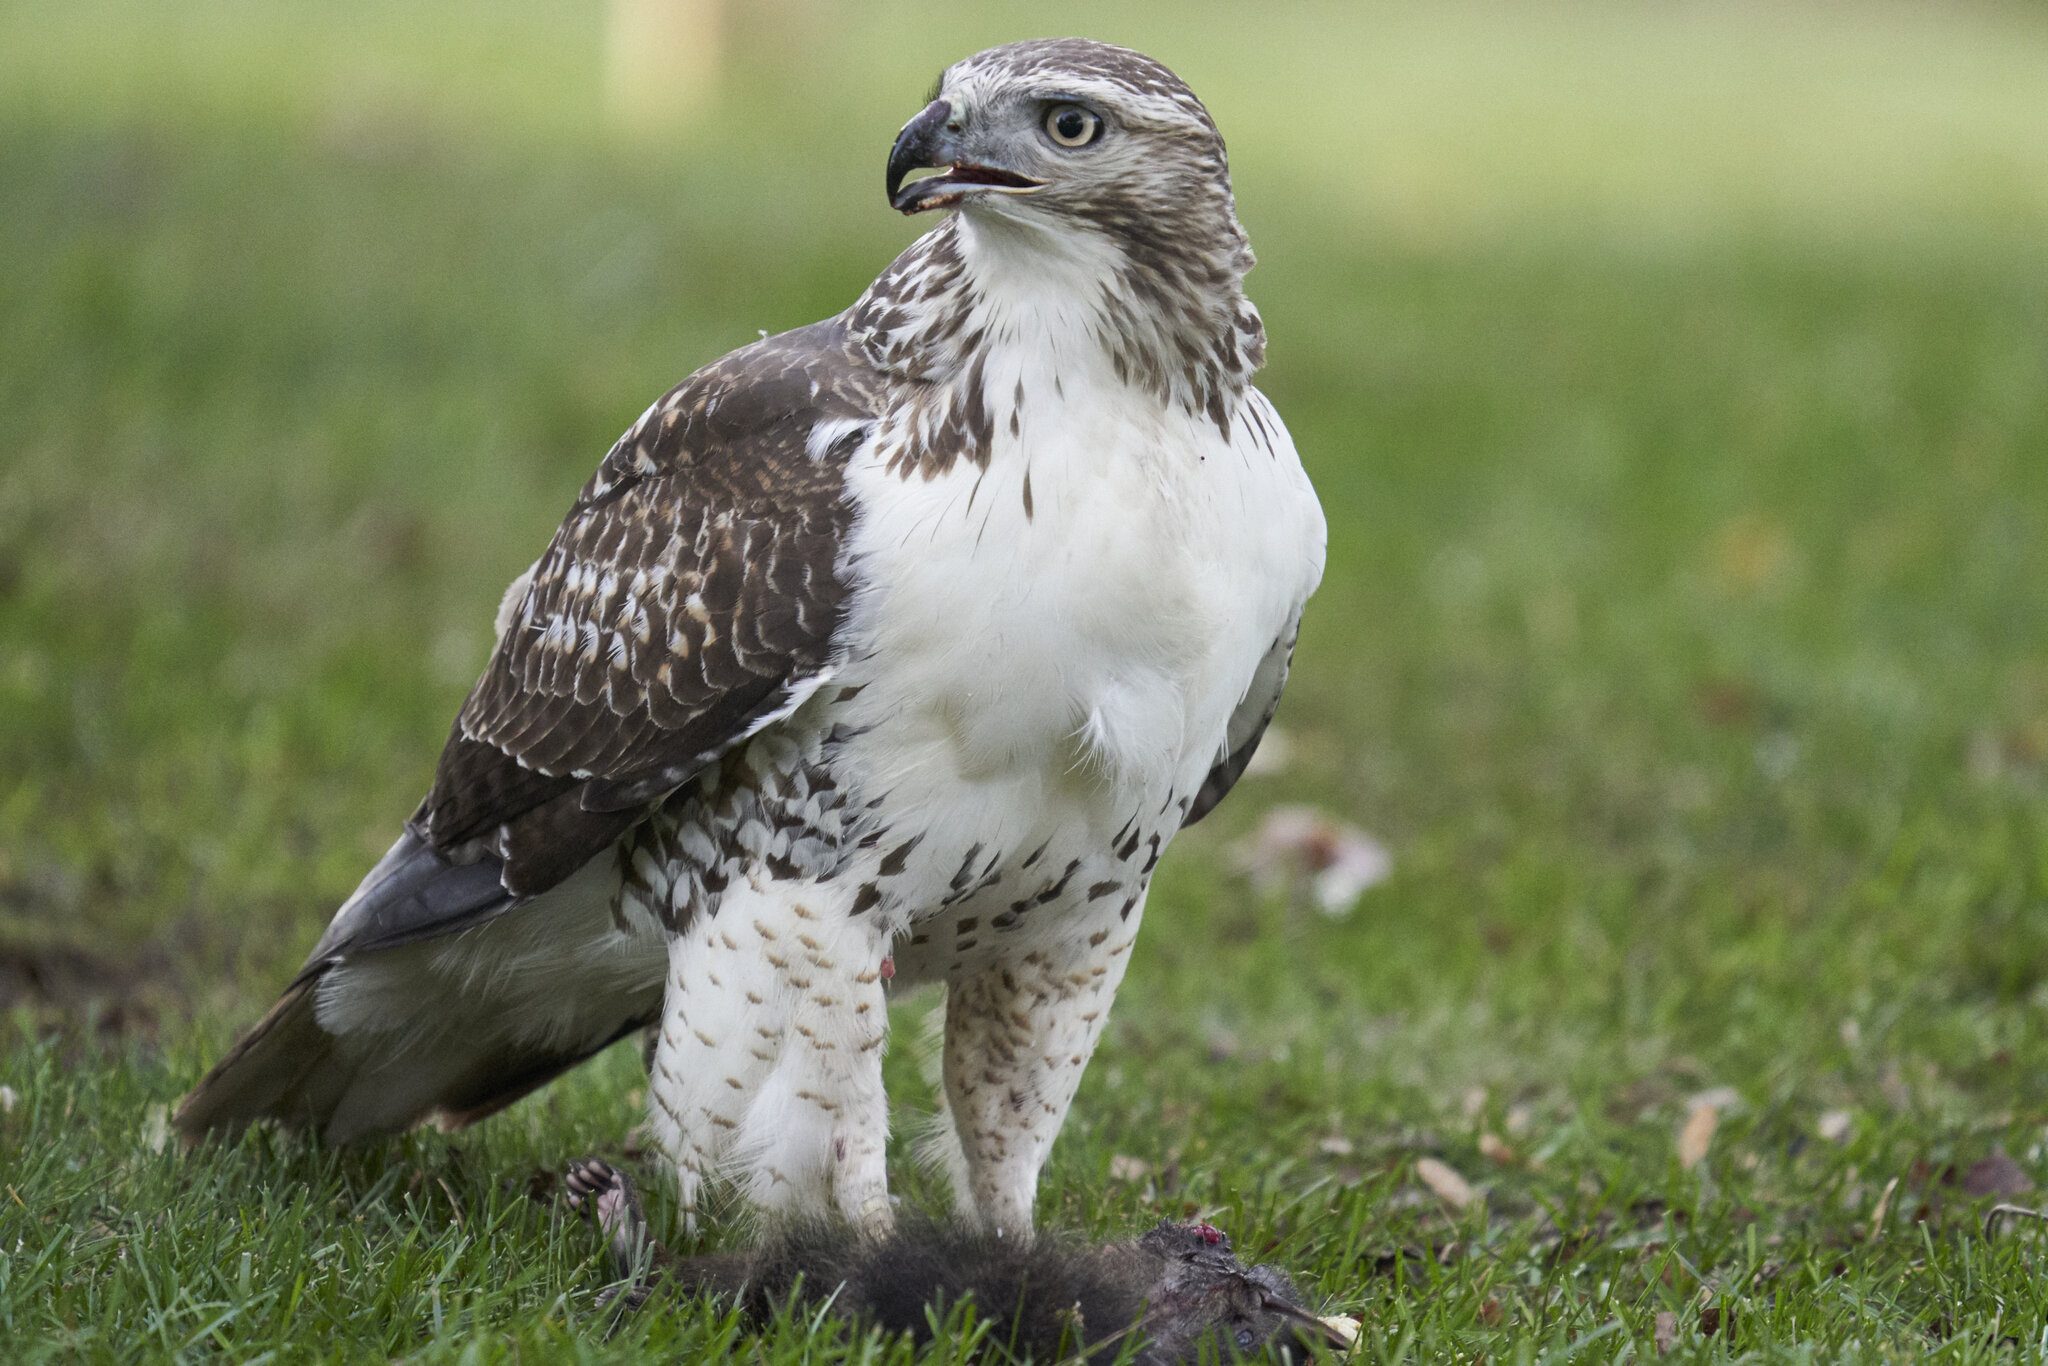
1230, 805, 1391, 916
1415, 1156, 1478, 1211
1969, 722, 2048, 781
1109, 1155, 1152, 1183
1654, 1310, 1678, 1354
1677, 1099, 1720, 1171
1962, 1149, 2035, 1199
1478, 1132, 1517, 1166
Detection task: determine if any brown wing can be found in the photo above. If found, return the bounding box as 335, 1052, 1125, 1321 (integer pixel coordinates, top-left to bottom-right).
176, 322, 883, 1143
411, 319, 879, 898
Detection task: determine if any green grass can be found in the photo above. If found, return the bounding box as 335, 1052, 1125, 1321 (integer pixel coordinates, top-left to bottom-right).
5, 1, 2048, 1359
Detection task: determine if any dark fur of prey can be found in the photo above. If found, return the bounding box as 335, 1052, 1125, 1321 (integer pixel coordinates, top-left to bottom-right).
564, 1159, 1343, 1362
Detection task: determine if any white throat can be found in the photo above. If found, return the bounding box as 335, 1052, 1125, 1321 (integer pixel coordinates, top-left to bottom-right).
955, 209, 1128, 340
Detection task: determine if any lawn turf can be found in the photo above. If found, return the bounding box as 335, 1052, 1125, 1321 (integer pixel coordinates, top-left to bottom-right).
4, 2, 2048, 1360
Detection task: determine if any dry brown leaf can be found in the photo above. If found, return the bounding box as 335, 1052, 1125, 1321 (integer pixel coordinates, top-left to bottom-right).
1688, 1085, 1740, 1111
1962, 1149, 2035, 1199
1415, 1156, 1478, 1210
1478, 1132, 1517, 1166
1654, 1310, 1679, 1354
1229, 805, 1392, 916
1677, 1100, 1720, 1171
1109, 1154, 1152, 1183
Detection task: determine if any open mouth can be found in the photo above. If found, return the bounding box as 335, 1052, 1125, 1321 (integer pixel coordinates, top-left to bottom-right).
891, 163, 1045, 214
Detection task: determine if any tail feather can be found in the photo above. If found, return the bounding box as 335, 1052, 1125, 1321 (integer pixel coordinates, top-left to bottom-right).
173, 976, 353, 1138
174, 854, 665, 1144
175, 964, 656, 1143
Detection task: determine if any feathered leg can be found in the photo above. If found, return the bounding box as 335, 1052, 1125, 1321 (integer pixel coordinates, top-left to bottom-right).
937, 887, 1146, 1238
649, 881, 895, 1233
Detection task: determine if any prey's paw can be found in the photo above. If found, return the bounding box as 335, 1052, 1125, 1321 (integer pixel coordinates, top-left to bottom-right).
566, 1157, 646, 1266
564, 1155, 668, 1315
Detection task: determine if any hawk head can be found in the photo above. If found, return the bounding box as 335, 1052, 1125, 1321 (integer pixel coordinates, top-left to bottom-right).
885, 39, 1251, 281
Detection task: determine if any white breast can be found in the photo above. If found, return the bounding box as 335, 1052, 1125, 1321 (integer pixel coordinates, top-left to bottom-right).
836, 364, 1321, 830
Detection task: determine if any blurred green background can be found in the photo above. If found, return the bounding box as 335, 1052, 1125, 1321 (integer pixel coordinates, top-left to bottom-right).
4, 0, 2048, 1356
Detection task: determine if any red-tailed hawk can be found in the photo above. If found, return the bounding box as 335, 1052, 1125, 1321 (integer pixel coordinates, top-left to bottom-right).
178, 38, 1326, 1241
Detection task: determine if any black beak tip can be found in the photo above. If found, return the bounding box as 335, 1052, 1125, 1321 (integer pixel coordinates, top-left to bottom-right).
887, 98, 952, 204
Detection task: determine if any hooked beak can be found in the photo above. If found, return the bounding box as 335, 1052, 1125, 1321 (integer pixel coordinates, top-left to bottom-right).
886, 98, 1045, 215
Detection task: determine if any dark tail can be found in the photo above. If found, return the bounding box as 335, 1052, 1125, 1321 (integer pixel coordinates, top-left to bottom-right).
174, 839, 664, 1144
174, 967, 652, 1143
173, 977, 343, 1138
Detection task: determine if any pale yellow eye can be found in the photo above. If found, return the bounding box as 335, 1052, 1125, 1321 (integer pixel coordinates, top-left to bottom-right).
1043, 104, 1102, 148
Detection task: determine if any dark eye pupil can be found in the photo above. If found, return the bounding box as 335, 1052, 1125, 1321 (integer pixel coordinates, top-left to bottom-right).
1056, 110, 1087, 140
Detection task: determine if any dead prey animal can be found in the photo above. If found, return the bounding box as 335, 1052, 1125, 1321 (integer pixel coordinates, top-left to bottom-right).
563, 1159, 1350, 1361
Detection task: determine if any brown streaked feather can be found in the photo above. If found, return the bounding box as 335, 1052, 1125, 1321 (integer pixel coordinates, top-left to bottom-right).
413, 319, 880, 898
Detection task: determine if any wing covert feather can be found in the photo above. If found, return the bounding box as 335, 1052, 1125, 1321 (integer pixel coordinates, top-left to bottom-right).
412, 320, 878, 897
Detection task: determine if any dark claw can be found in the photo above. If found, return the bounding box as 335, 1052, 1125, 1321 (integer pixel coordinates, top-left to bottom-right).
563, 1155, 668, 1317
565, 1157, 623, 1209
